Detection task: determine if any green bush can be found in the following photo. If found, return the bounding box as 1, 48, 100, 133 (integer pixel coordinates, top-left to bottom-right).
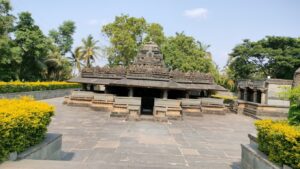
255, 120, 300, 169
289, 104, 300, 125
0, 97, 54, 162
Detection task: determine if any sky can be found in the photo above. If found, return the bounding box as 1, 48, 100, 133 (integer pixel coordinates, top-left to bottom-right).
11, 0, 300, 69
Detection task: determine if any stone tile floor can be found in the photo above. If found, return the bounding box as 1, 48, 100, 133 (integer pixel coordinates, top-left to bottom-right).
2, 97, 256, 169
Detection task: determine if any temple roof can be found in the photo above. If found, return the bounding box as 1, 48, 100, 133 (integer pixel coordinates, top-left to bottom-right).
69, 42, 227, 91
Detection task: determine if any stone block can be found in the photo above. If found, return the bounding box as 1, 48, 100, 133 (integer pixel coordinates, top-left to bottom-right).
201, 106, 225, 115
182, 107, 202, 116
241, 144, 281, 169
16, 133, 62, 160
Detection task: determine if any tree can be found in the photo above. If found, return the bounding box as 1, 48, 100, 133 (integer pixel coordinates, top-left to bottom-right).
228, 36, 300, 81
14, 12, 51, 81
81, 35, 100, 68
0, 0, 21, 81
0, 36, 21, 81
102, 14, 147, 66
0, 0, 14, 36
144, 23, 165, 46
161, 32, 216, 73
68, 46, 84, 73
49, 21, 76, 55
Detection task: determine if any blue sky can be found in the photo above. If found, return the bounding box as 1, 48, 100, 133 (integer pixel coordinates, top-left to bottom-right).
11, 0, 300, 69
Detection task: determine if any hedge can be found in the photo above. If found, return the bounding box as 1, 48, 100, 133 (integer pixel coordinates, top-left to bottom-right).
255, 119, 300, 169
0, 97, 54, 162
0, 81, 80, 93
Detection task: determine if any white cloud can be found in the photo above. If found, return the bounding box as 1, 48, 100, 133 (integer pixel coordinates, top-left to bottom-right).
184, 8, 208, 19
88, 19, 99, 26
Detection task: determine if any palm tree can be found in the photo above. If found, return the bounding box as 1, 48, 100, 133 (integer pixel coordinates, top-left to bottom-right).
68, 46, 84, 73
81, 35, 100, 68
45, 48, 63, 80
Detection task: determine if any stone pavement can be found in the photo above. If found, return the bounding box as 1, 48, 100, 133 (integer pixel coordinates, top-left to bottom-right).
1, 97, 256, 169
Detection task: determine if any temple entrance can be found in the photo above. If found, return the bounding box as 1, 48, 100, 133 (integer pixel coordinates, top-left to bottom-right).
141, 97, 154, 115
133, 88, 161, 115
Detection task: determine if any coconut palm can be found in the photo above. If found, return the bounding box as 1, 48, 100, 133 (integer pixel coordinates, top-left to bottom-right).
45, 48, 63, 80
68, 46, 84, 73
81, 35, 100, 68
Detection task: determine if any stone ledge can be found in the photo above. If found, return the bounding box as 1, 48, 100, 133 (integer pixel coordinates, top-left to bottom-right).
0, 88, 78, 100
241, 134, 292, 169
241, 144, 281, 169
10, 133, 62, 161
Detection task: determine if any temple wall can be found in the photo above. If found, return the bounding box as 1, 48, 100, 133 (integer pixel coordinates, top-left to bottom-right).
237, 101, 289, 117
266, 84, 290, 106
64, 91, 227, 120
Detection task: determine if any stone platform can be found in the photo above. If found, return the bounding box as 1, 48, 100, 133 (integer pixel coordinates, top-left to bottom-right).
1, 97, 256, 169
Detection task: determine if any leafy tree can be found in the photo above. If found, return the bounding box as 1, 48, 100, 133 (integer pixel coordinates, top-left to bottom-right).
44, 46, 72, 80
0, 0, 14, 36
102, 14, 147, 66
161, 32, 216, 73
144, 23, 165, 46
228, 36, 300, 81
81, 35, 100, 68
49, 21, 76, 55
0, 0, 21, 81
0, 36, 21, 81
14, 12, 51, 81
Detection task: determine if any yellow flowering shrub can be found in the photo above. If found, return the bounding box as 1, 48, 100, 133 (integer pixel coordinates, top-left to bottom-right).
0, 97, 54, 162
255, 120, 300, 168
0, 81, 80, 93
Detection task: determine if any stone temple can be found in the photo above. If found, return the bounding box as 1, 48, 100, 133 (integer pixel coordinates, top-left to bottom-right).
66, 42, 226, 120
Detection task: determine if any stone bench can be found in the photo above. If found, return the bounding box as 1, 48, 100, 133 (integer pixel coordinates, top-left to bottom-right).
64, 91, 94, 106
154, 99, 182, 120
90, 94, 114, 112
181, 99, 202, 116
201, 98, 225, 115
111, 97, 141, 119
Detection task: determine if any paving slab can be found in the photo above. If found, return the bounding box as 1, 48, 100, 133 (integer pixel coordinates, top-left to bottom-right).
1, 97, 256, 169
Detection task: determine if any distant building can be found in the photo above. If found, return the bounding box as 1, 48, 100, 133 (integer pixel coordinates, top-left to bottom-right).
237, 79, 292, 117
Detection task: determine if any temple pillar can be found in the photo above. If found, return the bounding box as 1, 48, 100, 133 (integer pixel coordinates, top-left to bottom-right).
243, 88, 248, 101
253, 90, 257, 103
261, 92, 267, 104
204, 90, 208, 97
237, 89, 241, 99
128, 88, 133, 97
163, 90, 168, 99
185, 91, 189, 98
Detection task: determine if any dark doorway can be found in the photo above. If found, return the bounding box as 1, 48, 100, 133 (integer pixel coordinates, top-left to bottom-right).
133, 88, 161, 115
141, 97, 154, 115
